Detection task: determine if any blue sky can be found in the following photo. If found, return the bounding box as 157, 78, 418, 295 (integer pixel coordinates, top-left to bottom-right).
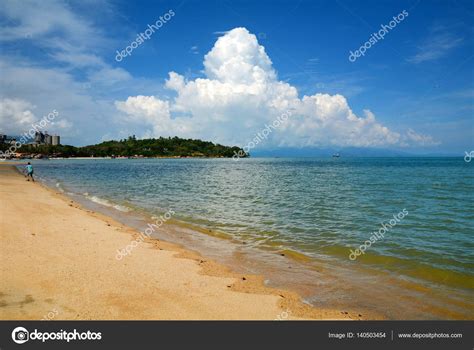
0, 0, 473, 154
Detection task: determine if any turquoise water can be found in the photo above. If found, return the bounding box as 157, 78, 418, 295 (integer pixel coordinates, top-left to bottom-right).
26, 157, 474, 318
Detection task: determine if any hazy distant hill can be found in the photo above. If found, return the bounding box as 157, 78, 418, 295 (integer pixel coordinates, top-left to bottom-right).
250, 147, 457, 157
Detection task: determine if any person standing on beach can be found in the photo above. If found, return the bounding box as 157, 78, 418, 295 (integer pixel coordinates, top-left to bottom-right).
25, 162, 34, 182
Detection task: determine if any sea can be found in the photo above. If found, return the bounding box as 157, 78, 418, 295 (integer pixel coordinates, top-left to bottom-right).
23, 157, 474, 319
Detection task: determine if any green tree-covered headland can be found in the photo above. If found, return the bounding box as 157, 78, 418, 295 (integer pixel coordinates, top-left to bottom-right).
1, 136, 248, 158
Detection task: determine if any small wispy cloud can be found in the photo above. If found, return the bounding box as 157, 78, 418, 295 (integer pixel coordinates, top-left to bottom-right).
405, 128, 440, 146
407, 26, 463, 64
213, 30, 229, 35
189, 45, 199, 55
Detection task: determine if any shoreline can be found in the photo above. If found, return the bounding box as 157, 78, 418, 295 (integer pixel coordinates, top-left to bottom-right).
0, 164, 361, 320
1, 156, 239, 160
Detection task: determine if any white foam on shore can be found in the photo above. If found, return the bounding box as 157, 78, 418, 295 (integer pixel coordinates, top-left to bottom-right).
55, 182, 65, 193
19, 166, 131, 213
86, 195, 131, 212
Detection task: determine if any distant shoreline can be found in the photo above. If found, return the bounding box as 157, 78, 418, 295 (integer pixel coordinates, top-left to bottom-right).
2, 155, 238, 161
0, 136, 248, 160
2, 154, 465, 161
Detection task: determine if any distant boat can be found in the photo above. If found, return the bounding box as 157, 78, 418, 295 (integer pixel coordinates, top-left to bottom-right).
332, 153, 340, 158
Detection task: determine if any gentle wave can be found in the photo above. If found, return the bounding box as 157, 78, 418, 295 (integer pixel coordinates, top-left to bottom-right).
85, 195, 131, 212
55, 182, 65, 193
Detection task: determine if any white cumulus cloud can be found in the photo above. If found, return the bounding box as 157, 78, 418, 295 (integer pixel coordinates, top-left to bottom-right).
0, 98, 37, 134
116, 27, 432, 148
0, 97, 72, 135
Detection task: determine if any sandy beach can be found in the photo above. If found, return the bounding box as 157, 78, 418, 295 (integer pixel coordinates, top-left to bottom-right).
0, 164, 359, 320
